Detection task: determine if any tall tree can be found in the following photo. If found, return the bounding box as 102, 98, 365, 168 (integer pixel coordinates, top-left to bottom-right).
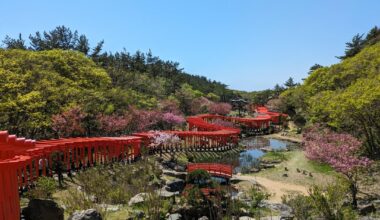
284, 77, 297, 88
308, 63, 323, 75
2, 34, 27, 49
337, 33, 364, 60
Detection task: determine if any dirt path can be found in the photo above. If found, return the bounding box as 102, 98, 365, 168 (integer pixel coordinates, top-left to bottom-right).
234, 174, 308, 202
263, 133, 302, 143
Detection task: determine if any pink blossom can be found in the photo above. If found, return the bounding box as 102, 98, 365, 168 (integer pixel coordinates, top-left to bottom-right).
211, 118, 236, 128
149, 131, 181, 147
303, 124, 372, 174
97, 114, 130, 135
162, 112, 185, 125
208, 102, 232, 115
51, 106, 86, 137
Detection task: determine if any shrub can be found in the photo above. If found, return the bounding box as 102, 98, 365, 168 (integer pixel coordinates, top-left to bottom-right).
282, 193, 313, 220
26, 176, 57, 199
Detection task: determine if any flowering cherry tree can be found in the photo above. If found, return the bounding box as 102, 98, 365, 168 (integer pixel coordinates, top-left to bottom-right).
303, 125, 372, 207
162, 112, 186, 129
150, 131, 181, 147
51, 106, 86, 137
97, 113, 130, 135
208, 102, 232, 115
150, 131, 181, 157
128, 107, 162, 131
211, 118, 235, 128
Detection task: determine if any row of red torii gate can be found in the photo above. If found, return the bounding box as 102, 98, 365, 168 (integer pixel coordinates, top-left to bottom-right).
0, 106, 287, 220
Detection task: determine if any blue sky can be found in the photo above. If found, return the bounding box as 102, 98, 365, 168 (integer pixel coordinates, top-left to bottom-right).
1, 0, 379, 91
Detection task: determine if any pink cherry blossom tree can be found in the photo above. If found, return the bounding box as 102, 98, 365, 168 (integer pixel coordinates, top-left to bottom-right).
303, 124, 372, 207
211, 118, 235, 128
97, 113, 131, 135
162, 112, 186, 130
51, 106, 86, 137
149, 131, 181, 157
208, 102, 232, 115
128, 107, 162, 132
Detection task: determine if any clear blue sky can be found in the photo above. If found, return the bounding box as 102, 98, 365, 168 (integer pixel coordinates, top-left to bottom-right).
1, 0, 379, 91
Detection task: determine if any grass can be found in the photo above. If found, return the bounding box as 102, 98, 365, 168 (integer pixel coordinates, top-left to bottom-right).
255, 150, 339, 186
261, 151, 290, 162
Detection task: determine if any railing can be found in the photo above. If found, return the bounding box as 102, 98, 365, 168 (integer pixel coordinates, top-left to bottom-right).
187, 163, 233, 178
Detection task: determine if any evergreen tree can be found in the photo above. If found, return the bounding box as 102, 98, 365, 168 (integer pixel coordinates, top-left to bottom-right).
308, 63, 323, 74
2, 34, 27, 49
284, 77, 297, 88
337, 33, 365, 60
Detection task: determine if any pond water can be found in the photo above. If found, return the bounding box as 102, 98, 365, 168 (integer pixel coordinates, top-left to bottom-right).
235, 137, 298, 173
193, 137, 299, 174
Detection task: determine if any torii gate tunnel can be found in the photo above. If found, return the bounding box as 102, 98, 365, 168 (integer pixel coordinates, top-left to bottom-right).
0, 106, 286, 219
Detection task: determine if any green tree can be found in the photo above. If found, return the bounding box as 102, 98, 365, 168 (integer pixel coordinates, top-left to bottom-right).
284, 77, 298, 88
2, 34, 27, 49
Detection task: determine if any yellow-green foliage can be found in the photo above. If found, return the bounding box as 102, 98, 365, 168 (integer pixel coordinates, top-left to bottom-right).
0, 49, 110, 137
282, 43, 380, 154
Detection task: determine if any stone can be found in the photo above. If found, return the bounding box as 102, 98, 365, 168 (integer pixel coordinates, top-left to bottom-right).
68, 209, 102, 220
157, 187, 180, 198
162, 169, 187, 180
198, 216, 209, 220
239, 217, 254, 220
250, 167, 260, 173
175, 165, 186, 172
167, 213, 182, 220
358, 204, 376, 215
165, 178, 185, 192
22, 199, 64, 220
127, 210, 144, 219
280, 210, 294, 220
262, 201, 292, 213
128, 193, 148, 206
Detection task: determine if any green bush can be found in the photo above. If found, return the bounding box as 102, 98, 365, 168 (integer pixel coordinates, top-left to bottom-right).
26, 176, 57, 199
282, 193, 312, 220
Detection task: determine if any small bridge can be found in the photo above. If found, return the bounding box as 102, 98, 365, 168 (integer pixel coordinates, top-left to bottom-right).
187, 163, 233, 179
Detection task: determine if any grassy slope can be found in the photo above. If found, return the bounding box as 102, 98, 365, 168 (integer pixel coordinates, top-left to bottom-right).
255, 150, 339, 186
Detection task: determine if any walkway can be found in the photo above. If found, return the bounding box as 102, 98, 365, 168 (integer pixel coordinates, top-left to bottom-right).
233, 174, 308, 202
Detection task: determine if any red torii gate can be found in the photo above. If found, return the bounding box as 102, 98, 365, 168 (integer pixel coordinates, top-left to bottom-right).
0, 107, 287, 220
0, 131, 141, 220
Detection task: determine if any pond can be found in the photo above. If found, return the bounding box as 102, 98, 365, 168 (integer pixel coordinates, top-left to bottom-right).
235, 137, 298, 173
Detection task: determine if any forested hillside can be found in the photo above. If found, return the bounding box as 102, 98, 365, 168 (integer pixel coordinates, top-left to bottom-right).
281, 41, 380, 156
0, 26, 235, 138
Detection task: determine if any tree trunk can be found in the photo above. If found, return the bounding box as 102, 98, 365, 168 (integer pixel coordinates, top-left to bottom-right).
349, 177, 358, 208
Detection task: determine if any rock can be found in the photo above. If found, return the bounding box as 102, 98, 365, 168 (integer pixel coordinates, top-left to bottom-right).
68, 209, 102, 220
163, 169, 187, 180
128, 193, 148, 206
280, 210, 294, 220
358, 204, 376, 215
239, 217, 254, 220
157, 187, 180, 198
167, 213, 182, 220
250, 167, 260, 173
128, 210, 144, 219
175, 165, 186, 172
262, 201, 292, 213
165, 178, 185, 192
198, 216, 209, 220
163, 161, 177, 170
22, 199, 64, 220
231, 191, 245, 200
260, 163, 275, 169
